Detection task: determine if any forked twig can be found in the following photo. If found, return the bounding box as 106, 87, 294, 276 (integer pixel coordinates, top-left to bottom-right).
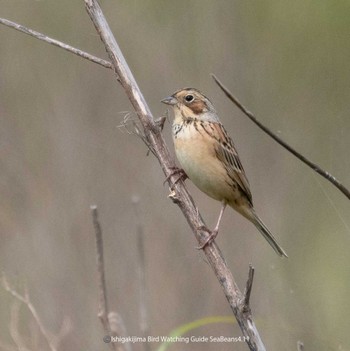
212, 74, 350, 200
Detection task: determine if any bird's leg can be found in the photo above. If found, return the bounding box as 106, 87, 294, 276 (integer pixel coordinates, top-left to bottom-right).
164, 166, 188, 188
197, 202, 227, 249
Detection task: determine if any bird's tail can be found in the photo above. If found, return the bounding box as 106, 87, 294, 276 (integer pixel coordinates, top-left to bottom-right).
251, 213, 288, 258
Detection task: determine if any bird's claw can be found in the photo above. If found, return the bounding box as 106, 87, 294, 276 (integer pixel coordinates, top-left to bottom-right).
195, 226, 218, 250
164, 167, 188, 188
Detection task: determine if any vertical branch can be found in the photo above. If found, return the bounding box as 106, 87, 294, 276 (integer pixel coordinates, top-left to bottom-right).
132, 197, 151, 351
91, 205, 110, 330
90, 205, 118, 351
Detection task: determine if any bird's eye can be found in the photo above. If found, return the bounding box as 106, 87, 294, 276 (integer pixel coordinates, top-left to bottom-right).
185, 94, 194, 102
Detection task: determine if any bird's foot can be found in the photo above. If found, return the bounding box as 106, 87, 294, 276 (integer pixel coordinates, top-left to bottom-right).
196, 226, 219, 250
164, 166, 188, 188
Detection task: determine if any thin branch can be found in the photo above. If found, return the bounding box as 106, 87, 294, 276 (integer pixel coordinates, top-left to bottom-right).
84, 1, 266, 350
90, 205, 117, 351
212, 74, 350, 200
90, 206, 109, 329
132, 197, 151, 351
2, 275, 58, 351
0, 17, 112, 70
243, 264, 255, 313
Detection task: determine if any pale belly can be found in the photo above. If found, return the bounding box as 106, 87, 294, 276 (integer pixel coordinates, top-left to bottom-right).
173, 124, 234, 203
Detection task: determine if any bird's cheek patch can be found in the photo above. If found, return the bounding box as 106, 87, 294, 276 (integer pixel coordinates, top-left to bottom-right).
190, 100, 207, 114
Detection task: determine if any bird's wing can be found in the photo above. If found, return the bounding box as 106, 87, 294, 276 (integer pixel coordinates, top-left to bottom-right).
205, 122, 253, 203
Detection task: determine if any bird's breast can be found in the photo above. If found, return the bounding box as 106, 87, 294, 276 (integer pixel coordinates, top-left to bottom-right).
172, 121, 234, 202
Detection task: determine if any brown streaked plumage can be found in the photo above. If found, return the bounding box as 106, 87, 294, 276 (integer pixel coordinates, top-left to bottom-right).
161, 88, 287, 257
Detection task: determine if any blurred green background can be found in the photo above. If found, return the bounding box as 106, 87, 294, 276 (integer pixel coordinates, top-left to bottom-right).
1, 1, 350, 350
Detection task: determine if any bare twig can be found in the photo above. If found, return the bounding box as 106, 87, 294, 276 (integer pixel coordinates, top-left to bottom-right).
132, 197, 151, 351
0, 17, 112, 70
84, 2, 266, 350
2, 274, 62, 351
90, 206, 110, 330
90, 205, 118, 351
212, 74, 350, 200
243, 264, 255, 313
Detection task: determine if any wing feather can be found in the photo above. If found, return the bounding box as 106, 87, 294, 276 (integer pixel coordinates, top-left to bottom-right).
208, 122, 253, 203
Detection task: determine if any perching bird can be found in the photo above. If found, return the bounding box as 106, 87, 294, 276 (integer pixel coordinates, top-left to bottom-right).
161, 88, 287, 257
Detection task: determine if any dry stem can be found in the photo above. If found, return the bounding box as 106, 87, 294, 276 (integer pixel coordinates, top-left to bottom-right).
90, 205, 129, 351
132, 197, 151, 351
90, 205, 118, 351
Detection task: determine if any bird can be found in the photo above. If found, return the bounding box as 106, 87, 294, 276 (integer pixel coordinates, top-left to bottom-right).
161, 88, 287, 257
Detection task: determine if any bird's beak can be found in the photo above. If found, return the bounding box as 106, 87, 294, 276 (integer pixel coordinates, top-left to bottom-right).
161, 96, 177, 106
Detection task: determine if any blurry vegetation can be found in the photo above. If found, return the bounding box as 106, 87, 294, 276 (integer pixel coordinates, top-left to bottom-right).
1, 1, 350, 350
